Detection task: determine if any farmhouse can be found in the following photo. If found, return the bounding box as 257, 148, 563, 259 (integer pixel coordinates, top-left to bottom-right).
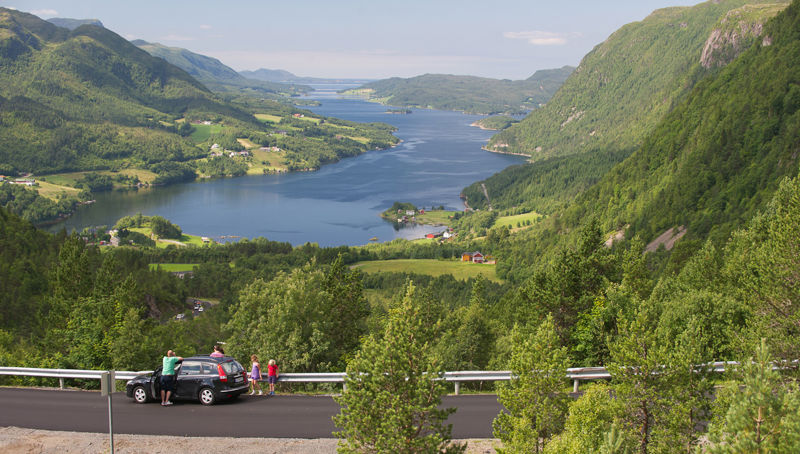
461, 251, 485, 263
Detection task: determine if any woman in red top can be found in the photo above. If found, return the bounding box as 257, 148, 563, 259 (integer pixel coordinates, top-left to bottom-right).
267, 359, 279, 395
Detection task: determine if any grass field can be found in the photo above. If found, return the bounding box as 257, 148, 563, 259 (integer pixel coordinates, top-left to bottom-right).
149, 263, 199, 272
237, 138, 258, 149
129, 227, 209, 248
33, 180, 81, 201
254, 113, 282, 123
247, 148, 289, 174
189, 123, 224, 143
40, 169, 157, 187
494, 211, 542, 230
353, 259, 500, 282
414, 210, 457, 226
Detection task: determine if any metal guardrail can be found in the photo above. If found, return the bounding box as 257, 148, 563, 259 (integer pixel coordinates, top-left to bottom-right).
0, 361, 754, 394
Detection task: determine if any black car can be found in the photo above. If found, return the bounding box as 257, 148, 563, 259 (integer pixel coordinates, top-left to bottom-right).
125, 355, 249, 405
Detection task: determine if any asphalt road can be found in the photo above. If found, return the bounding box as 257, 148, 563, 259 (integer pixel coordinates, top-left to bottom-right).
0, 388, 504, 438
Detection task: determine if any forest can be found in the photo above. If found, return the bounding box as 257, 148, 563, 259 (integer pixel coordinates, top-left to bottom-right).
342, 67, 574, 115
2, 0, 800, 452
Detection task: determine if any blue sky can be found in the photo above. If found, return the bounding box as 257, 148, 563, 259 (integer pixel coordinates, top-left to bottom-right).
6, 0, 703, 79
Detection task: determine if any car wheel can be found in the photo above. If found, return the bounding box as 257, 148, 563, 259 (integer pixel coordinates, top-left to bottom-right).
133, 385, 149, 404
198, 387, 216, 405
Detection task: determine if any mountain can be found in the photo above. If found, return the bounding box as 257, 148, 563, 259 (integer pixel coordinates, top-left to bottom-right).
493, 0, 800, 283
0, 8, 262, 174
239, 68, 299, 82
239, 68, 372, 85
487, 0, 788, 159
563, 0, 800, 245
462, 0, 788, 216
132, 40, 309, 96
47, 18, 104, 30
341, 68, 574, 115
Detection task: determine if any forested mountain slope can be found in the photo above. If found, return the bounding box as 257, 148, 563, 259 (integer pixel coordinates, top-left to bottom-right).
563, 0, 800, 245
487, 0, 787, 160
494, 0, 800, 283
463, 0, 787, 215
0, 8, 256, 174
342, 67, 574, 115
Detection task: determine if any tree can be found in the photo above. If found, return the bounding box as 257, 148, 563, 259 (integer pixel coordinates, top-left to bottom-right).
544, 383, 626, 454
703, 339, 800, 454
334, 282, 465, 454
224, 259, 369, 373
493, 315, 570, 453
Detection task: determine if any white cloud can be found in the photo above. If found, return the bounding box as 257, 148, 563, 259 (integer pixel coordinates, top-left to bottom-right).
199, 24, 212, 30
503, 31, 577, 46
31, 9, 59, 18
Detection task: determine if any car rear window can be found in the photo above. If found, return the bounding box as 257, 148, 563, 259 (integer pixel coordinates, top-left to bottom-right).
221, 360, 243, 375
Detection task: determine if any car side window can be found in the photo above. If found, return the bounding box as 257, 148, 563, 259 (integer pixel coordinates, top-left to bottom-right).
202, 363, 217, 375
179, 361, 202, 376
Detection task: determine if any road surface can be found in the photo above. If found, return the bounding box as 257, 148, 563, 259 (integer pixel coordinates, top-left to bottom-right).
0, 388, 503, 438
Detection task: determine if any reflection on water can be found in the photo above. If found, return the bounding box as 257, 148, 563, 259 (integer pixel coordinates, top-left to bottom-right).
48, 87, 525, 246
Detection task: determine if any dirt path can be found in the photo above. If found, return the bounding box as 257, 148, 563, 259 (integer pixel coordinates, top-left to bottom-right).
0, 427, 499, 454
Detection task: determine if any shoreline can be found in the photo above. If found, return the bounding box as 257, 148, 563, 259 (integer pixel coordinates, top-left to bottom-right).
481, 146, 531, 158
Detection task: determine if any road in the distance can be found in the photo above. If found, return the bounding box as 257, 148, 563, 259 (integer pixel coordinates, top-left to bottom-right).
0, 388, 503, 438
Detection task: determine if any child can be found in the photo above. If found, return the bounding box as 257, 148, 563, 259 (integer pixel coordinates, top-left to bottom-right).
267, 359, 279, 395
249, 354, 263, 395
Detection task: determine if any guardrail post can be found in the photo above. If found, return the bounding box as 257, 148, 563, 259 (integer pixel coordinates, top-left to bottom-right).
573, 379, 579, 393
454, 381, 461, 395
59, 378, 64, 389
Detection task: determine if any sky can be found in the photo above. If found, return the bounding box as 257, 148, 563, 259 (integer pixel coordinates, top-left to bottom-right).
5, 0, 704, 80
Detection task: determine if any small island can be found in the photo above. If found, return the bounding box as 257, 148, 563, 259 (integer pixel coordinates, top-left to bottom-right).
386, 108, 412, 114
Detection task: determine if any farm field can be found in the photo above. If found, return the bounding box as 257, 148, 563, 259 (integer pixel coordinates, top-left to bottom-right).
354, 259, 500, 282
128, 227, 209, 248
494, 211, 542, 230
189, 123, 224, 143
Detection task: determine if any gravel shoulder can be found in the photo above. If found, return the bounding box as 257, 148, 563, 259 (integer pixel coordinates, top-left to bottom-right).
0, 427, 499, 454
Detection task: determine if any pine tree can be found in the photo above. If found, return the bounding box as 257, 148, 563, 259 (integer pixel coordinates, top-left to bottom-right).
704, 339, 800, 453
334, 282, 465, 454
493, 315, 570, 453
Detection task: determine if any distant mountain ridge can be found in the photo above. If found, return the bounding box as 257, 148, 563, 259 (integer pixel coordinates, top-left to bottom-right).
239, 68, 373, 85
341, 67, 574, 115
46, 17, 104, 30
132, 40, 308, 96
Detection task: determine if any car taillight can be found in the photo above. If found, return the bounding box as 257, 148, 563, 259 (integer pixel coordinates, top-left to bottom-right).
218, 364, 227, 382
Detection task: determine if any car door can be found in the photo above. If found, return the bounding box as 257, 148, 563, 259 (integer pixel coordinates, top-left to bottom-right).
175, 361, 203, 399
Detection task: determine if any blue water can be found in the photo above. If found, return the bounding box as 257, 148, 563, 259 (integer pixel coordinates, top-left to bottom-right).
48, 87, 525, 246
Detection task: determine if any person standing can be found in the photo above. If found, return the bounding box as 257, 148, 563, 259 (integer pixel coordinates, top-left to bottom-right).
161, 350, 183, 406
249, 354, 263, 395
267, 359, 279, 395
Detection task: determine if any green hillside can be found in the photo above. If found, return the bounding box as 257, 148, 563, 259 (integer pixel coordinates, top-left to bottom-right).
492, 0, 800, 283
563, 0, 800, 245
342, 67, 574, 115
463, 0, 788, 215
132, 40, 309, 97
0, 8, 399, 223
487, 0, 788, 159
